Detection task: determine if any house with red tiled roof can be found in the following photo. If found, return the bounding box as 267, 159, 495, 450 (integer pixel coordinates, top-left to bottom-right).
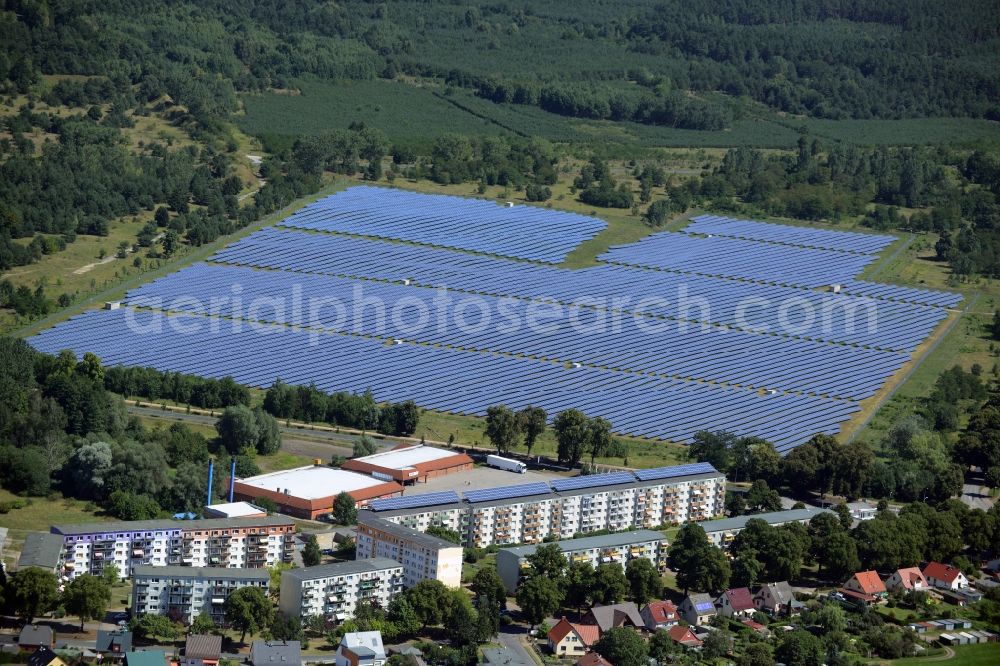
885, 567, 928, 593
575, 654, 612, 666
923, 562, 969, 591
547, 618, 600, 657
716, 587, 755, 619
666, 625, 702, 648
840, 570, 887, 604
640, 600, 679, 631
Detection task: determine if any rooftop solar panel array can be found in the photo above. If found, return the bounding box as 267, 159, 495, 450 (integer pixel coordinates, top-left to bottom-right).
686, 215, 896, 255
27, 308, 857, 452
465, 483, 552, 503
368, 491, 460, 512
599, 231, 876, 288
634, 462, 718, 481
550, 471, 637, 492
127, 263, 908, 401
210, 229, 947, 352
277, 185, 606, 264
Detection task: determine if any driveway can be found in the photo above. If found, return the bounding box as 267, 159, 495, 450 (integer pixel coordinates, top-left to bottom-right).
497, 626, 542, 666
961, 470, 995, 511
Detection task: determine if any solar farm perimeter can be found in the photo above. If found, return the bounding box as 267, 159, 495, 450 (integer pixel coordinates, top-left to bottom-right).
28, 186, 962, 453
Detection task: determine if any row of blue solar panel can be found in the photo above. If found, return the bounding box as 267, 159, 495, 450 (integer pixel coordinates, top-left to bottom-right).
368, 463, 721, 512
277, 186, 606, 264
838, 280, 963, 309
127, 262, 908, 401
27, 309, 859, 452
210, 229, 947, 352
685, 215, 896, 255
599, 231, 877, 288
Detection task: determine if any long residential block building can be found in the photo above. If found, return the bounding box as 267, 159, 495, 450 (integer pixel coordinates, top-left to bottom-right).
51, 517, 296, 579
364, 463, 725, 548
496, 529, 669, 592
355, 512, 463, 588
697, 507, 833, 549
131, 566, 270, 625
279, 558, 404, 622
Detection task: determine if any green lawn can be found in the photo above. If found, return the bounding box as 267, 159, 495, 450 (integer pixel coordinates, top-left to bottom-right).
0, 488, 109, 568
877, 643, 1000, 666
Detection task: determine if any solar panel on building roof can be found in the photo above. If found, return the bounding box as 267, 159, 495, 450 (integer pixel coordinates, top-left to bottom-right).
368, 491, 460, 512
464, 482, 551, 503
695, 602, 714, 611
634, 462, 718, 481
550, 471, 637, 492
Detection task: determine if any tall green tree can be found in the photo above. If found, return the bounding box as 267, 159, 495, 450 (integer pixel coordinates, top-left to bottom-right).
587, 417, 614, 464
63, 574, 112, 630
564, 560, 595, 612
525, 543, 567, 579
224, 586, 274, 643
554, 409, 589, 465
518, 406, 547, 456
593, 627, 649, 666
302, 535, 322, 567
471, 567, 507, 614
625, 558, 662, 605
485, 405, 522, 455
667, 523, 729, 593
592, 562, 629, 605
332, 492, 357, 525
8, 568, 59, 622
515, 575, 563, 627
405, 579, 451, 628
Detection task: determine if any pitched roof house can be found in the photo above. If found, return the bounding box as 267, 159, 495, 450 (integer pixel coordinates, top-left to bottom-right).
667, 625, 703, 648
679, 593, 717, 626
583, 602, 644, 634
575, 654, 613, 666
640, 600, 680, 631
26, 647, 66, 666
336, 632, 386, 666
841, 571, 887, 604
716, 588, 755, 618
18, 626, 54, 650
96, 628, 133, 658
547, 618, 600, 657
885, 567, 928, 593
124, 651, 167, 666
182, 635, 222, 666
753, 582, 800, 616
249, 641, 302, 666
923, 563, 969, 591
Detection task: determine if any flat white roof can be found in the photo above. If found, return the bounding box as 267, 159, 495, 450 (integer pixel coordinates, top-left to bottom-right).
239, 466, 386, 500
351, 445, 460, 470
205, 501, 265, 517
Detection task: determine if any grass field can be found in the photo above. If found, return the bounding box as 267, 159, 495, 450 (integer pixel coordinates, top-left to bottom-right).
0, 488, 108, 569
874, 643, 1000, 666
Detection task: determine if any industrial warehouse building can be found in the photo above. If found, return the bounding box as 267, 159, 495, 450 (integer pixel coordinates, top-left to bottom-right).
232, 465, 403, 519
341, 444, 474, 484
50, 516, 296, 579
496, 530, 668, 592
364, 463, 726, 548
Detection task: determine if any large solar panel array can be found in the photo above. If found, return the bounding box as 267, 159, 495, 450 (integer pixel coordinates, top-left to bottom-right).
210, 229, 948, 352
277, 185, 606, 263
368, 491, 461, 512
27, 192, 960, 454
465, 483, 552, 504
550, 471, 637, 492
634, 462, 718, 482
838, 280, 963, 309
127, 263, 908, 401
686, 215, 896, 255
599, 231, 876, 288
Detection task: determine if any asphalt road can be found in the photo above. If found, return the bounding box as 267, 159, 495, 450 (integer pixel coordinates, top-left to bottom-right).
496, 626, 541, 666
961, 471, 995, 511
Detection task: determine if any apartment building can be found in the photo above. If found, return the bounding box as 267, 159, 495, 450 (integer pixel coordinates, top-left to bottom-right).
51, 517, 295, 579
366, 463, 726, 548
496, 529, 668, 592
131, 566, 270, 625
279, 558, 404, 622
698, 507, 833, 549
355, 512, 463, 588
